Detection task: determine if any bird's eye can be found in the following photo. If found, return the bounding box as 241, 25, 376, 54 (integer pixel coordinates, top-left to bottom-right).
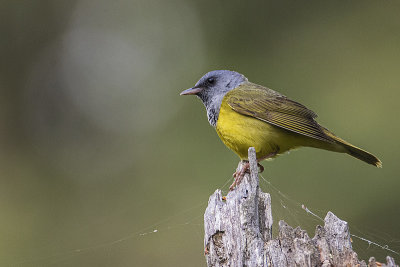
207, 77, 215, 84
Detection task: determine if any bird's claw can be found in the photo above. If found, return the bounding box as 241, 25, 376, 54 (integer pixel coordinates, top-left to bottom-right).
229, 161, 265, 190
229, 161, 250, 191
257, 163, 264, 173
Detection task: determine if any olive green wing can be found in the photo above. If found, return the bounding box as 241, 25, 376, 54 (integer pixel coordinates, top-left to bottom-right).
226, 82, 334, 143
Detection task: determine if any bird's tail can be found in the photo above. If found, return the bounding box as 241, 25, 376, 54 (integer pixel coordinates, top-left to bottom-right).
344, 144, 382, 168
322, 128, 382, 168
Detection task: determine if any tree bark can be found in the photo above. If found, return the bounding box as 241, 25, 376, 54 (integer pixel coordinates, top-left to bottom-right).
204, 147, 397, 267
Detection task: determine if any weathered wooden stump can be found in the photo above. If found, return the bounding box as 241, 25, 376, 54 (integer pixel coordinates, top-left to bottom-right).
204, 147, 397, 267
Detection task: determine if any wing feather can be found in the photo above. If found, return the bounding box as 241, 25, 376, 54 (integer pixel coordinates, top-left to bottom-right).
226, 82, 334, 143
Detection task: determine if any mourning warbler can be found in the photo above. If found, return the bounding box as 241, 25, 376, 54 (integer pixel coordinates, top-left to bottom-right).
181, 70, 382, 189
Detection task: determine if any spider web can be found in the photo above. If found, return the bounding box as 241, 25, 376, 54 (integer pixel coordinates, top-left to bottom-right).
8, 173, 399, 266
259, 173, 400, 263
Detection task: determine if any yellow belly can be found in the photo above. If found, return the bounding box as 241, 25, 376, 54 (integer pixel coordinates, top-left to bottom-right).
216, 101, 311, 160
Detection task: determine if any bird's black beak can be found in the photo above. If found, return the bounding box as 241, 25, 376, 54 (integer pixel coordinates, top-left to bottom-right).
180, 86, 203, 95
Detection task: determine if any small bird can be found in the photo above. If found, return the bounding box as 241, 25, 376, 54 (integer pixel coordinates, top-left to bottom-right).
181, 70, 382, 190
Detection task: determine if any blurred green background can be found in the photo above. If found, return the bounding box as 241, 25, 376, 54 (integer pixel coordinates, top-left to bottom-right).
1, 0, 400, 266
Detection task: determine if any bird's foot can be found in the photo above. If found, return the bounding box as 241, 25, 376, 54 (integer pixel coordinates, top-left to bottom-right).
204, 246, 209, 255
256, 151, 277, 173
229, 161, 250, 191
229, 156, 269, 190
257, 163, 264, 173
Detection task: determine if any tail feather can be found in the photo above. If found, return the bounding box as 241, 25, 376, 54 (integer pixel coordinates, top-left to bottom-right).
344, 144, 382, 168
322, 127, 382, 168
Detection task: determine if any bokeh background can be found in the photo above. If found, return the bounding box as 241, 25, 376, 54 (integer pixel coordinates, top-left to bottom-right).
1, 0, 400, 266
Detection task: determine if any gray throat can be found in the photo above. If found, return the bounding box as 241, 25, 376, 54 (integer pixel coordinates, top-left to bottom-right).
202, 93, 225, 127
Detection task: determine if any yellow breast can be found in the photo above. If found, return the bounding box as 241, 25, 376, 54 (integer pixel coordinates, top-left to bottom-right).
216, 99, 307, 160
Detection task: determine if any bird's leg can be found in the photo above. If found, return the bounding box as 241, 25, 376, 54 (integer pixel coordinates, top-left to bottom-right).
230, 161, 262, 190
229, 151, 278, 191
256, 151, 278, 174
230, 160, 250, 191
257, 163, 264, 173
256, 150, 278, 175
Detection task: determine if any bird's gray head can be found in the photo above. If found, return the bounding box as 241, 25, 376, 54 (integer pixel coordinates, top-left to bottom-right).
180, 70, 247, 126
